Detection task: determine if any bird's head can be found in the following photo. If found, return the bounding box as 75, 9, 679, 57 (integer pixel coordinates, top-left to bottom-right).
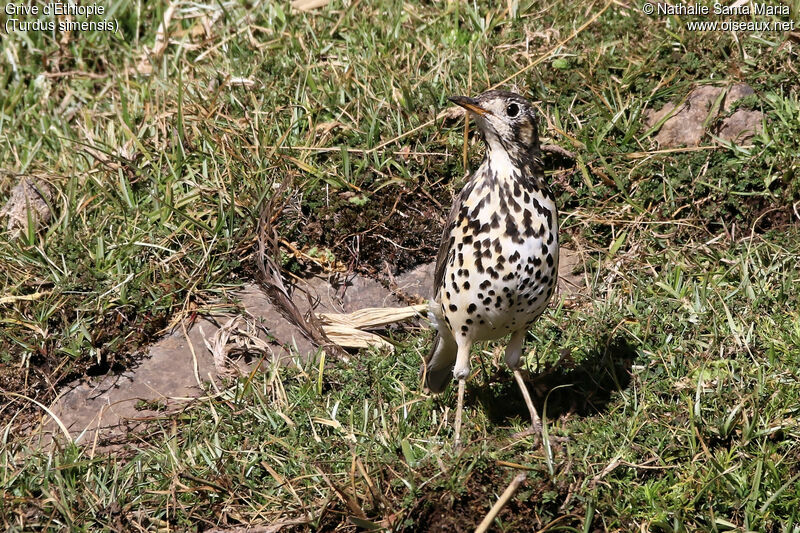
449, 90, 539, 159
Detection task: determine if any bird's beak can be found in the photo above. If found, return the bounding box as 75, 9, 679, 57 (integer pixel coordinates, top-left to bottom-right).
449, 95, 492, 117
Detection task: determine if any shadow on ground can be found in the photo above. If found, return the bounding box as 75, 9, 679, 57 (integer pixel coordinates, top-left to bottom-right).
473, 332, 637, 426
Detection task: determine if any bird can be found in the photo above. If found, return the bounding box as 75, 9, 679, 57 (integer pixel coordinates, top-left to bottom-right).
423, 90, 559, 447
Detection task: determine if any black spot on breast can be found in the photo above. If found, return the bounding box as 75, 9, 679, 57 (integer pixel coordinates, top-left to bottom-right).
463, 280, 470, 290
479, 280, 491, 290
483, 297, 491, 305
461, 325, 468, 332
463, 235, 474, 245
488, 289, 495, 296
467, 303, 477, 313
509, 250, 520, 263
546, 253, 554, 267
449, 304, 458, 312
468, 217, 482, 234
505, 218, 519, 239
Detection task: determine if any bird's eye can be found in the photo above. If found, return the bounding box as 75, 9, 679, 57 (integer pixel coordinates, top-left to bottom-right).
506, 103, 519, 117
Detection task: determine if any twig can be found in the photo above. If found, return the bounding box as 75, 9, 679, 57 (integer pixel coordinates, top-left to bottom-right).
541, 144, 575, 160
475, 473, 527, 533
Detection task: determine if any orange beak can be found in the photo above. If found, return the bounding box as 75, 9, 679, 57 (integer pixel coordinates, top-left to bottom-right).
449, 95, 492, 117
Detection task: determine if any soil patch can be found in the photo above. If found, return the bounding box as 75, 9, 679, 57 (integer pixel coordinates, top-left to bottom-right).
283, 181, 452, 276
409, 465, 595, 532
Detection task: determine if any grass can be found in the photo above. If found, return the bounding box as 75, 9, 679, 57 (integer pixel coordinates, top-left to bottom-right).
1, 0, 800, 530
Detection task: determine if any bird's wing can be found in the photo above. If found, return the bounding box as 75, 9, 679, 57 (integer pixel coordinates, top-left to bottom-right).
432, 180, 475, 294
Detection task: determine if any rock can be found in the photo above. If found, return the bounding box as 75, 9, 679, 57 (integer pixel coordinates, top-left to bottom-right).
0, 176, 54, 237
719, 109, 763, 144
646, 83, 763, 147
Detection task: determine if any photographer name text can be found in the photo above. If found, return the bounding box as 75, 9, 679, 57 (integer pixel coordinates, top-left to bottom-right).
657, 2, 789, 16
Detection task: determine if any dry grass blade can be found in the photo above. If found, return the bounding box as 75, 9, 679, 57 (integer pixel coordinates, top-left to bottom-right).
291, 0, 331, 11
202, 316, 275, 377
317, 304, 427, 329
0, 291, 52, 305
255, 181, 347, 359
475, 473, 527, 533
136, 3, 176, 74
318, 325, 394, 350
316, 304, 427, 350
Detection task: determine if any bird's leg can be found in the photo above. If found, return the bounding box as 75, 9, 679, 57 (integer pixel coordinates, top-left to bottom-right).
505, 329, 542, 434
452, 343, 472, 448
453, 377, 466, 448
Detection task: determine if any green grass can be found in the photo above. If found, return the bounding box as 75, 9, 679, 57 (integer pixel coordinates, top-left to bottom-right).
2, 0, 800, 530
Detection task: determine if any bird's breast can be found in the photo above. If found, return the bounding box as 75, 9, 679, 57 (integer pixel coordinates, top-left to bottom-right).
438, 162, 559, 341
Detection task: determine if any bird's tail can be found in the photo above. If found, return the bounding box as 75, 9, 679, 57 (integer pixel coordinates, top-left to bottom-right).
422, 333, 457, 393
422, 304, 457, 393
